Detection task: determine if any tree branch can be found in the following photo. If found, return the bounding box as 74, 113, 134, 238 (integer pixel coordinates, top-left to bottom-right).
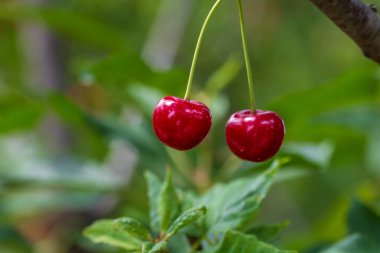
310, 0, 380, 64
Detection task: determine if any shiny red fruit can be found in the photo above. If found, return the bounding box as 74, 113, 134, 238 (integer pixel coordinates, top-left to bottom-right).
152, 96, 212, 151
225, 110, 285, 162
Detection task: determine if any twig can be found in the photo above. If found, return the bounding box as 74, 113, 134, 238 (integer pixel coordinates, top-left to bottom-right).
310, 0, 380, 64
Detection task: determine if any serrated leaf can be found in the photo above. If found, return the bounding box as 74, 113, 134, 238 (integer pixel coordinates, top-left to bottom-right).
148, 241, 167, 253
199, 159, 287, 234
113, 217, 152, 241
320, 233, 380, 253
211, 231, 296, 253
347, 199, 380, 241
145, 172, 163, 233
166, 206, 207, 239
248, 221, 290, 242
158, 170, 179, 232
83, 219, 143, 251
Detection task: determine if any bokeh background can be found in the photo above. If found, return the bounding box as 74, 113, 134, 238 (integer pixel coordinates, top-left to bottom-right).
0, 0, 380, 252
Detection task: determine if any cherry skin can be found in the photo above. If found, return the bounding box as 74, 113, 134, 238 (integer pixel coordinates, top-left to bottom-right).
225, 110, 285, 162
152, 96, 212, 151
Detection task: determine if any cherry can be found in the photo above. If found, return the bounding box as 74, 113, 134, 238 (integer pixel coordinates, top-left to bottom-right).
225, 110, 285, 162
152, 96, 212, 151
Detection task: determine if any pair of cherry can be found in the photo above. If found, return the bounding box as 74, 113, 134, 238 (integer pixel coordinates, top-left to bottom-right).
152, 96, 285, 162
152, 0, 285, 163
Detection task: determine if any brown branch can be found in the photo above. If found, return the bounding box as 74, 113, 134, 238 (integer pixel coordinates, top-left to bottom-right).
310, 0, 380, 64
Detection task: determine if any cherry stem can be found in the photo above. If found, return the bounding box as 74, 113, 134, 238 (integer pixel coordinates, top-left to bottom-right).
237, 0, 256, 112
184, 0, 224, 100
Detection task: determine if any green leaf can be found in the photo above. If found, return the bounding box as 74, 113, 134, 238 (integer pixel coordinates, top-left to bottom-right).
83, 219, 143, 251
148, 241, 167, 253
158, 170, 179, 232
347, 199, 380, 241
211, 231, 296, 253
320, 233, 380, 253
199, 159, 287, 234
248, 221, 290, 242
113, 217, 152, 241
145, 172, 163, 233
166, 206, 207, 239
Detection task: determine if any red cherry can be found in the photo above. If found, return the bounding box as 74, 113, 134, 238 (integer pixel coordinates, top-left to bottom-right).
152, 96, 212, 151
225, 110, 285, 162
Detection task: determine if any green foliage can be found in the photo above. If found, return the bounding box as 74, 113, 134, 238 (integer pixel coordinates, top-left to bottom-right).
0, 0, 380, 252
83, 160, 294, 253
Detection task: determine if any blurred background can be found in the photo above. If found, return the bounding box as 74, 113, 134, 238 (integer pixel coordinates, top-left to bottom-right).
0, 0, 379, 252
